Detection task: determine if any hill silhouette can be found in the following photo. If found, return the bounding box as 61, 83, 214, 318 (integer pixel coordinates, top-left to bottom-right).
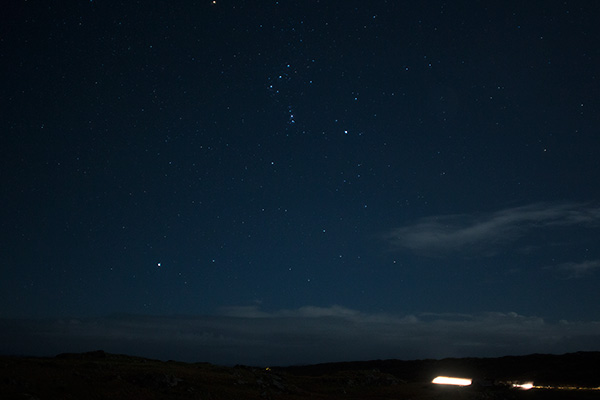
1, 351, 599, 399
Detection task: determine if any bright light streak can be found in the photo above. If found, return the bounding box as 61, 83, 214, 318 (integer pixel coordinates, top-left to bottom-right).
432, 376, 472, 386
513, 382, 534, 390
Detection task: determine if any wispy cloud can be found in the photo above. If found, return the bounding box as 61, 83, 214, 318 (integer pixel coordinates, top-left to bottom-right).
2, 306, 599, 366
551, 260, 600, 278
220, 305, 367, 321
386, 203, 600, 256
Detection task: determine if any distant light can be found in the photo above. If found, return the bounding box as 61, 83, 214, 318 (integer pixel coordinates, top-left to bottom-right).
513, 382, 534, 390
432, 376, 472, 386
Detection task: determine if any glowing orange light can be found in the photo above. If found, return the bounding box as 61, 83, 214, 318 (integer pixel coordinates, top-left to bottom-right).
432, 376, 472, 386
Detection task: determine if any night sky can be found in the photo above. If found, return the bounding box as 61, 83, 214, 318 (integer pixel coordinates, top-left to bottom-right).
2, 1, 600, 366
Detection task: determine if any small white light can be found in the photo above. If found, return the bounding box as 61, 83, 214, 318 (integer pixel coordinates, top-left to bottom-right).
513, 382, 534, 390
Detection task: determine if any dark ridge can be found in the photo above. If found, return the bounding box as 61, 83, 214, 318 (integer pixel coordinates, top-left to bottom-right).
1, 351, 599, 400
277, 351, 600, 387
55, 349, 108, 359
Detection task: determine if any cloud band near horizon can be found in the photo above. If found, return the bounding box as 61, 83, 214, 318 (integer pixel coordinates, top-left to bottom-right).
2, 305, 599, 366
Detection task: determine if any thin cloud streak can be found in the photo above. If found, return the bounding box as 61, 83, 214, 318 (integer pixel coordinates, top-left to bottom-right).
1, 306, 599, 366
551, 260, 600, 278
386, 203, 600, 256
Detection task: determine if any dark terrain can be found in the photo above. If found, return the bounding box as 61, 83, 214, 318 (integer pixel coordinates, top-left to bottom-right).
1, 351, 599, 399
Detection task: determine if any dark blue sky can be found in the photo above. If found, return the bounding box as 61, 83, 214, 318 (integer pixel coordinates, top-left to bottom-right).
2, 1, 600, 365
